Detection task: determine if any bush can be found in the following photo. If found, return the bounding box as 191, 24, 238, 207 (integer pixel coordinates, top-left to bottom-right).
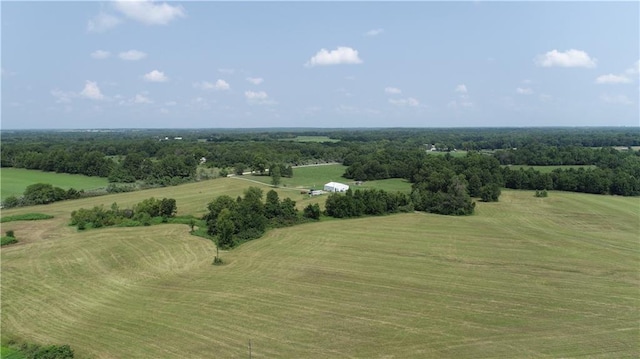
1, 236, 18, 246
535, 190, 548, 197
3, 195, 20, 208
6, 230, 15, 238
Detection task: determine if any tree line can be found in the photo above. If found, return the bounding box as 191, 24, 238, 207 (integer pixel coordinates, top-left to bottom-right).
70, 197, 177, 229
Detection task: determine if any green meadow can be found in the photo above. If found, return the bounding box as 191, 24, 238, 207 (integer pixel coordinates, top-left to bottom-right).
243, 164, 411, 193
1, 168, 109, 200
1, 173, 638, 358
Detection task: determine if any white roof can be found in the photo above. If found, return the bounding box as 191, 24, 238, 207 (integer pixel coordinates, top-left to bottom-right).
325, 182, 349, 188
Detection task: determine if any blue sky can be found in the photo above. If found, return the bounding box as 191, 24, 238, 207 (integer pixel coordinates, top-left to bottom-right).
2, 1, 639, 129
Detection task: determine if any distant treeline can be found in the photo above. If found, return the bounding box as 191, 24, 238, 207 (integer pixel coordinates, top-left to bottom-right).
2, 128, 638, 196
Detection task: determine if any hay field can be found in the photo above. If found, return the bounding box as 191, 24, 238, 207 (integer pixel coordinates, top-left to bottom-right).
1, 187, 638, 358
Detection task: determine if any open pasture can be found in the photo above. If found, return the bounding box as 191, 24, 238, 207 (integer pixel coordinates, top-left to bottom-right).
243, 164, 411, 193
1, 168, 109, 200
1, 188, 638, 358
245, 164, 350, 190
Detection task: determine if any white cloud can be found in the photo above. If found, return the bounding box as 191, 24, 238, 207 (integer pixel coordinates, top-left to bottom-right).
165, 101, 177, 106
143, 70, 168, 82
389, 97, 419, 107
214, 79, 230, 90
134, 94, 153, 104
245, 91, 276, 105
194, 79, 230, 90
535, 49, 597, 68
305, 46, 363, 67
336, 88, 353, 97
245, 91, 268, 100
119, 50, 147, 61
516, 87, 533, 95
455, 84, 468, 93
51, 89, 74, 103
448, 99, 473, 108
601, 94, 632, 105
365, 28, 384, 36
385, 87, 402, 94
87, 12, 122, 33
80, 81, 105, 100
218, 68, 235, 74
625, 60, 640, 76
595, 74, 631, 84
113, 0, 186, 25
91, 50, 111, 59
246, 77, 264, 85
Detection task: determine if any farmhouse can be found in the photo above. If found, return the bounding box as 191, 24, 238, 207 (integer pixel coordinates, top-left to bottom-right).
324, 182, 349, 192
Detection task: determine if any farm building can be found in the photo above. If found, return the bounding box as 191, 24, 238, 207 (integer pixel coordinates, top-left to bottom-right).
324, 182, 349, 192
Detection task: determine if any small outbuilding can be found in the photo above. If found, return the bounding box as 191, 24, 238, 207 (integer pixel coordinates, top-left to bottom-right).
324, 182, 349, 193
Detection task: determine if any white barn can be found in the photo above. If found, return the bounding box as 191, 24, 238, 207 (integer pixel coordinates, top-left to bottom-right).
324, 182, 349, 193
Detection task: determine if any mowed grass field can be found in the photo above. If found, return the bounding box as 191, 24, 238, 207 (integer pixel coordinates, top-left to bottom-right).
243, 164, 412, 193
1, 178, 638, 358
1, 168, 109, 200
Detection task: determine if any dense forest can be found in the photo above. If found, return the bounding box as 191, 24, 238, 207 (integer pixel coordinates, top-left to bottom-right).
1, 128, 639, 208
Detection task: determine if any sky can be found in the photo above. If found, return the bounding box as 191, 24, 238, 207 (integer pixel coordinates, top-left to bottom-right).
1, 1, 639, 129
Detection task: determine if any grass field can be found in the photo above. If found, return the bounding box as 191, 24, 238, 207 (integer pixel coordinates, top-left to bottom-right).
1, 168, 109, 200
245, 164, 350, 189
243, 164, 412, 193
504, 165, 597, 173
1, 178, 638, 358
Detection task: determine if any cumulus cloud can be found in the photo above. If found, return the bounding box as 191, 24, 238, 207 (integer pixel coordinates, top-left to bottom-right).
113, 0, 186, 25
305, 46, 363, 67
143, 70, 168, 82
119, 50, 147, 61
87, 12, 122, 33
247, 77, 264, 85
455, 84, 468, 93
389, 97, 419, 107
516, 87, 533, 95
595, 74, 631, 84
80, 81, 105, 100
91, 50, 111, 59
365, 28, 384, 36
134, 93, 153, 104
245, 91, 275, 105
535, 49, 597, 68
600, 94, 632, 105
194, 79, 230, 90
385, 87, 402, 94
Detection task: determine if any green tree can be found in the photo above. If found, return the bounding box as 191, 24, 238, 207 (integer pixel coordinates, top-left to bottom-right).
159, 198, 177, 217
479, 184, 501, 202
216, 208, 235, 258
264, 190, 282, 219
270, 164, 282, 187
303, 203, 321, 220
